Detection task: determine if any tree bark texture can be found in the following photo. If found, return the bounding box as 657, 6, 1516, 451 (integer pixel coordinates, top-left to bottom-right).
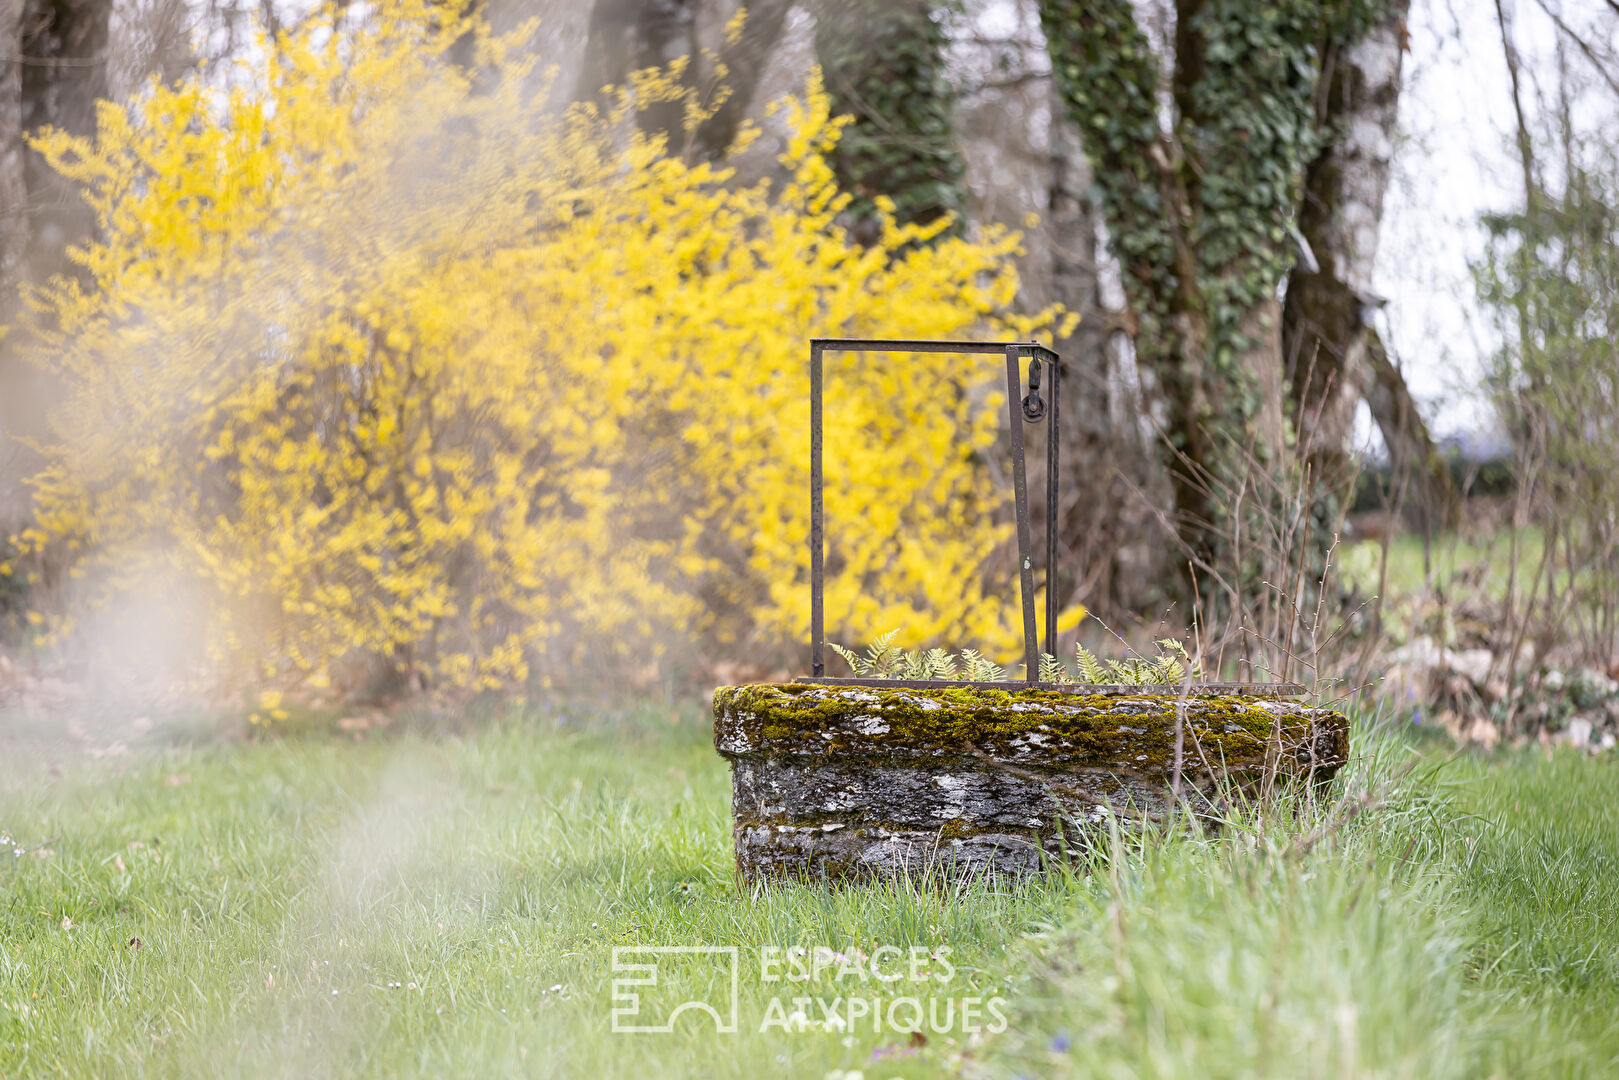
2, 0, 110, 527
1039, 0, 1314, 585
575, 0, 698, 146
1363, 327, 1453, 534
1040, 0, 1409, 610
814, 0, 965, 243
18, 0, 110, 285
1029, 79, 1167, 618
0, 0, 26, 301
1283, 1, 1409, 493
687, 0, 794, 162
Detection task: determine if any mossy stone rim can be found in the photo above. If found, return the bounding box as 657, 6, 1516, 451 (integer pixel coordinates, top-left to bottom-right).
714, 682, 1347, 777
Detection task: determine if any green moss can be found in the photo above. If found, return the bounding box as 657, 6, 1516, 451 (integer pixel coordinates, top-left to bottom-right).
716, 683, 1334, 773
937, 817, 987, 840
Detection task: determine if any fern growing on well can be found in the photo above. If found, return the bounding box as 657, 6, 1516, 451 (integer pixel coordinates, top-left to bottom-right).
923, 647, 959, 680
958, 649, 1004, 682
828, 632, 1200, 685
1073, 643, 1107, 683
897, 648, 960, 680
1055, 638, 1204, 685
830, 629, 903, 677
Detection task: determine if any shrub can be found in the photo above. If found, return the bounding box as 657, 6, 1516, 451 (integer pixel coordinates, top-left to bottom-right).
1477, 154, 1619, 679
7, 3, 1057, 694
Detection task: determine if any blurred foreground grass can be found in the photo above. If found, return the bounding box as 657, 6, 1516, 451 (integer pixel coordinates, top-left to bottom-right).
0, 703, 1615, 1078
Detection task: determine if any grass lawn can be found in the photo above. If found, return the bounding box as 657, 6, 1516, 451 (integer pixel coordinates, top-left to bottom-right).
1332, 524, 1617, 652
1337, 527, 1534, 602
1, 702, 1616, 1078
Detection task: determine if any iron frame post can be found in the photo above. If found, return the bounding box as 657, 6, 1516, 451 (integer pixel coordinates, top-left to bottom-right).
808, 338, 1059, 682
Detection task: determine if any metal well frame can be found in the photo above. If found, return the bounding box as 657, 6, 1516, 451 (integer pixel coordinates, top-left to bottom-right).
796, 337, 1302, 698
805, 339, 1058, 684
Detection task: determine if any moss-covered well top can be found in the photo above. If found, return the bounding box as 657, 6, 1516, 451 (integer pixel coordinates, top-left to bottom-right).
713, 682, 1347, 777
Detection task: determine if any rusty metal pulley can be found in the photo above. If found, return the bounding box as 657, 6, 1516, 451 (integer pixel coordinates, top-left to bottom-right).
1021, 358, 1046, 422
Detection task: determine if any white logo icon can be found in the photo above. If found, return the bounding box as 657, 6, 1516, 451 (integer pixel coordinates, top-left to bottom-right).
610, 946, 740, 1033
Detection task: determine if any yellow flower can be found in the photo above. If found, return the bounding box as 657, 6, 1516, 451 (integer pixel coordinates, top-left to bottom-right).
14, 1, 1061, 694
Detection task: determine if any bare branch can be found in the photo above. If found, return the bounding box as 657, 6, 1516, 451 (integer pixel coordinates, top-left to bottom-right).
1494, 0, 1539, 205
1528, 0, 1619, 98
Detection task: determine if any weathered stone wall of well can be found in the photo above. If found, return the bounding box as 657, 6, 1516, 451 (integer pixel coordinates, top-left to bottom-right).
713, 683, 1348, 883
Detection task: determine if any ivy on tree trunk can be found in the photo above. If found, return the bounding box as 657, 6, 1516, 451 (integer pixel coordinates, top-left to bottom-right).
1038, 0, 1393, 589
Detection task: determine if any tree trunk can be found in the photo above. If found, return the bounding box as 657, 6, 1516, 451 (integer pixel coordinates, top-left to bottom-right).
814, 0, 964, 243
687, 0, 795, 162
0, 0, 26, 301
1033, 79, 1159, 620
1363, 327, 1454, 535
1038, 0, 1210, 579
575, 0, 793, 163
574, 0, 700, 144
3, 0, 110, 527
1039, 0, 1327, 591
628, 0, 698, 143
1, 0, 29, 526
1283, 1, 1410, 509
19, 0, 111, 286
1042, 0, 1413, 622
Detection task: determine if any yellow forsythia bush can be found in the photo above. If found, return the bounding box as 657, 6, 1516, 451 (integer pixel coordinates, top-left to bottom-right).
10, 3, 1060, 693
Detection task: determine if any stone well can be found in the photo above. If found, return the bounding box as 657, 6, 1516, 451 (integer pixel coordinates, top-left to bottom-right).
713, 682, 1348, 884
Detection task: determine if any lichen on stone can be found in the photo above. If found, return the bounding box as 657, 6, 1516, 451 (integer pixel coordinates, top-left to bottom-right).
712, 682, 1348, 884
715, 682, 1345, 774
